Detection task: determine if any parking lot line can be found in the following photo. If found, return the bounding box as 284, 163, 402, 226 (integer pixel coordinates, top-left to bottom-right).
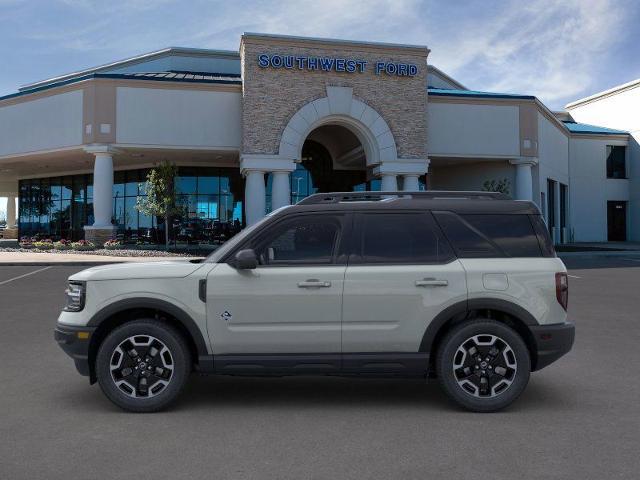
567, 274, 581, 279
0, 266, 52, 286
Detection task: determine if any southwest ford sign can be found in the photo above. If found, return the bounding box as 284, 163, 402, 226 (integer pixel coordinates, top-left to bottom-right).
257, 54, 418, 77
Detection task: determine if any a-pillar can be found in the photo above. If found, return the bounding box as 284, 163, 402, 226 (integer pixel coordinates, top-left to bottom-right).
510, 157, 538, 201
83, 145, 117, 245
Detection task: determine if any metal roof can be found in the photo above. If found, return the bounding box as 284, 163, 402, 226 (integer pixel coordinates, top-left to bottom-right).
562, 121, 628, 135
428, 87, 535, 100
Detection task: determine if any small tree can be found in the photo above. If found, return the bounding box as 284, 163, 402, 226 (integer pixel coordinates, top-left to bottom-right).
136, 161, 182, 249
482, 178, 511, 196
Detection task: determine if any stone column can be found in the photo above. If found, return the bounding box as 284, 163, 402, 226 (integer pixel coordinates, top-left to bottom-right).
271, 171, 291, 210
83, 145, 117, 245
402, 174, 421, 192
510, 158, 537, 201
380, 174, 398, 192
6, 195, 16, 228
244, 170, 266, 226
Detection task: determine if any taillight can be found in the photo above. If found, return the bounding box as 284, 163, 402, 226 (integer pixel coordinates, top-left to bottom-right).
555, 272, 568, 311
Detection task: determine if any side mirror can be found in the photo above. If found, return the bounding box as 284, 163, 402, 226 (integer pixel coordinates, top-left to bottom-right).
233, 249, 258, 270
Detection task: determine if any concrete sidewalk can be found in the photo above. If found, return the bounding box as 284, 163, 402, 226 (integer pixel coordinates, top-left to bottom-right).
0, 251, 201, 266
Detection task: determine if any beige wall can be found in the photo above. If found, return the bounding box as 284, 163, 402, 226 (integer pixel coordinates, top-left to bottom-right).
0, 90, 83, 157
429, 160, 515, 194
240, 35, 429, 159
115, 86, 242, 148
427, 102, 520, 157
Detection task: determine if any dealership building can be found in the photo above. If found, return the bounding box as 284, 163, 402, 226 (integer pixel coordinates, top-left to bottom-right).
0, 33, 636, 245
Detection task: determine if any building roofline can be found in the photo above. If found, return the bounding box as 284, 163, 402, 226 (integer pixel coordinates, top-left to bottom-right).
241, 32, 430, 55
2, 72, 241, 104
427, 65, 467, 90
565, 78, 640, 109
19, 47, 240, 92
428, 87, 535, 100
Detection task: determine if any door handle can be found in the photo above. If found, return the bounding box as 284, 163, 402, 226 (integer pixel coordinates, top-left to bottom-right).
297, 279, 332, 288
415, 278, 448, 287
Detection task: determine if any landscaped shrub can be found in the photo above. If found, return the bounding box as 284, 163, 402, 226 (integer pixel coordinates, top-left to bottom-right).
33, 239, 54, 250
19, 236, 34, 249
70, 240, 96, 251
103, 239, 123, 250
54, 239, 73, 250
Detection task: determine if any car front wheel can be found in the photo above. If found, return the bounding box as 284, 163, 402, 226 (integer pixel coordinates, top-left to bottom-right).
96, 319, 191, 412
436, 319, 530, 412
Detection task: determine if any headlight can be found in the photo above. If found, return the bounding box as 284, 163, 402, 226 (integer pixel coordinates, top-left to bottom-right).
64, 282, 85, 312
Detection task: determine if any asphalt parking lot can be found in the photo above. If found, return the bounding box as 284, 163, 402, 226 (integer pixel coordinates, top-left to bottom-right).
1, 257, 639, 479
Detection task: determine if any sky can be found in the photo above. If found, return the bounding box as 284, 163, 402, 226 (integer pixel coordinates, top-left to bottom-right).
1, 0, 640, 214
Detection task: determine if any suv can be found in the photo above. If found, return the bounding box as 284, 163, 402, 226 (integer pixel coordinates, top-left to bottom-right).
55, 191, 574, 412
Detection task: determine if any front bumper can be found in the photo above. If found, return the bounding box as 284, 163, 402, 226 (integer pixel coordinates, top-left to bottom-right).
54, 324, 96, 377
530, 322, 575, 371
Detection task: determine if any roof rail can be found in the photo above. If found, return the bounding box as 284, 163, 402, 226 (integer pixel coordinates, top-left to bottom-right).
297, 191, 509, 205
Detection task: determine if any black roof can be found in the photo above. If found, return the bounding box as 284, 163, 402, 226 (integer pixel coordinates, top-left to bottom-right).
281, 191, 540, 215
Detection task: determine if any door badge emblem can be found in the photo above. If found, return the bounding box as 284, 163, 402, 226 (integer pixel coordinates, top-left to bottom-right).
221, 310, 232, 322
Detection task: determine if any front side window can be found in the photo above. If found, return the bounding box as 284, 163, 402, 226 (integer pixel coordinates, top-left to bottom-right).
252, 216, 342, 266
606, 145, 626, 179
356, 213, 454, 264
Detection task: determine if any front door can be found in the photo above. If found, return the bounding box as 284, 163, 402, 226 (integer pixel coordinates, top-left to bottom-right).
341, 212, 467, 371
207, 213, 348, 357
607, 201, 627, 241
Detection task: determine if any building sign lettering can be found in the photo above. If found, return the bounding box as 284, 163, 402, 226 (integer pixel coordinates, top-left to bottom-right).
257, 54, 417, 77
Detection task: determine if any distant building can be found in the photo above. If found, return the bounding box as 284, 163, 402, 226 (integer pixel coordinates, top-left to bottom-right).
0, 33, 634, 244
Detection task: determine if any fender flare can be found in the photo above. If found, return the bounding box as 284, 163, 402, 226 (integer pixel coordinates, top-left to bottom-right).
419, 298, 539, 353
87, 298, 209, 356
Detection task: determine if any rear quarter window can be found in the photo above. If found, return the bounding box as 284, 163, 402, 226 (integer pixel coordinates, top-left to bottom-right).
433, 212, 543, 258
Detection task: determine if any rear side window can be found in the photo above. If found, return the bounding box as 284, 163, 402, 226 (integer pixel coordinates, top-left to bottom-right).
433, 212, 542, 258
530, 214, 556, 257
355, 213, 454, 264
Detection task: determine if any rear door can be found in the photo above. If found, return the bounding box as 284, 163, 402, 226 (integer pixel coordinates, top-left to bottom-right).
341, 212, 467, 360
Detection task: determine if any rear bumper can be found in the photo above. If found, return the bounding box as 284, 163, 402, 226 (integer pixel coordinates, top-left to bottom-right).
530, 322, 575, 371
54, 324, 96, 377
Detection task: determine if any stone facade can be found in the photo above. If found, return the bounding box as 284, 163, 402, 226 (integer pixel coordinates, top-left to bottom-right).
240, 34, 429, 161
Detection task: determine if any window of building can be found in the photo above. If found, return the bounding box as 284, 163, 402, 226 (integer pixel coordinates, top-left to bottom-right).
606, 145, 626, 179
356, 213, 454, 264
434, 212, 542, 258
253, 216, 341, 265
547, 179, 556, 233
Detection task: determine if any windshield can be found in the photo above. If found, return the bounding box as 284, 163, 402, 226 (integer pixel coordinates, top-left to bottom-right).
205, 207, 288, 263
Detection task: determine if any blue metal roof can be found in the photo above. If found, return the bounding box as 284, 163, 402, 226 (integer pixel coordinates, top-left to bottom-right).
562, 121, 628, 135
427, 87, 535, 100
0, 71, 242, 102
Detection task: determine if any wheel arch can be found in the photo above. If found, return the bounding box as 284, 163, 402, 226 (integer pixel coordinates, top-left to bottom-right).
421, 299, 540, 374
86, 298, 209, 383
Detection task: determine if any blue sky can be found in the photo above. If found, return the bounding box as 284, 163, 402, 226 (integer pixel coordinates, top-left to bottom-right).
1, 0, 640, 214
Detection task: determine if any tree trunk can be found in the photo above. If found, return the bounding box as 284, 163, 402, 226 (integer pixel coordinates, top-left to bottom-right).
164, 214, 169, 250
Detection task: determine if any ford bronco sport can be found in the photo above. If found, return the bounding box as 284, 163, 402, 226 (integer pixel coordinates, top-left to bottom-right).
55, 191, 574, 412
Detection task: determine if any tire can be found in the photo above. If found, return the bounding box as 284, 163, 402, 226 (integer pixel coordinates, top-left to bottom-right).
96, 319, 191, 412
436, 319, 530, 412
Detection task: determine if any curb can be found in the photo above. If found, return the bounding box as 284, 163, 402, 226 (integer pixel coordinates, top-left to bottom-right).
0, 261, 134, 266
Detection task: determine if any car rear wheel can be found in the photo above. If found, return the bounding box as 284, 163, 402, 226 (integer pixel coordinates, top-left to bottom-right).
436, 319, 530, 412
96, 319, 191, 412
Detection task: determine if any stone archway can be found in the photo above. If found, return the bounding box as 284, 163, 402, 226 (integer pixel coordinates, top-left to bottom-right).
278, 86, 398, 166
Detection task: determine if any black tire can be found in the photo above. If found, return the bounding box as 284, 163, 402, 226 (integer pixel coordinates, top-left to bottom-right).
436, 319, 530, 412
96, 319, 191, 412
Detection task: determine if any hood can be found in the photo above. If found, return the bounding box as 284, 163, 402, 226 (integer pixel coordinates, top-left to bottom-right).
69, 260, 205, 282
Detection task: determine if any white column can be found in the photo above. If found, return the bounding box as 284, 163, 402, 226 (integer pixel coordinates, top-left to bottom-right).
245, 170, 266, 226
402, 174, 420, 192
271, 171, 291, 210
380, 174, 398, 192
91, 152, 114, 227
6, 195, 17, 228
510, 158, 537, 201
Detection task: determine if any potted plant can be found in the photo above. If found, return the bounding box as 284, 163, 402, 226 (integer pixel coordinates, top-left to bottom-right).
19, 236, 34, 249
